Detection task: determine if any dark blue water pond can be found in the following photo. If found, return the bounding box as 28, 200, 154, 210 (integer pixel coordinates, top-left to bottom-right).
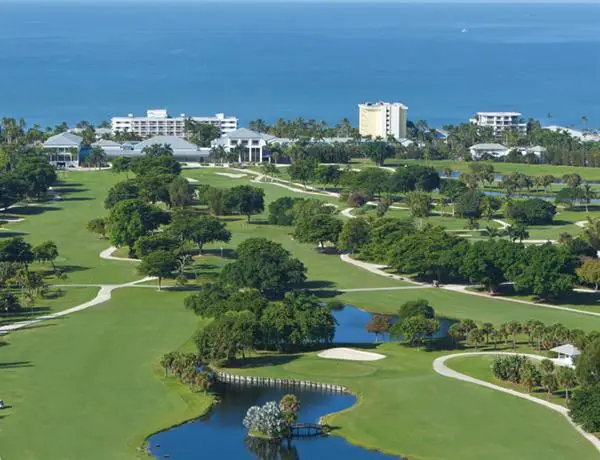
148, 306, 444, 459
149, 384, 398, 459
332, 305, 452, 343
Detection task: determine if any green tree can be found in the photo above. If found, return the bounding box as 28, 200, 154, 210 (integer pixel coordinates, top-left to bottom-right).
268, 197, 301, 226
506, 321, 521, 349
541, 372, 558, 400
365, 140, 394, 166
86, 218, 107, 239
190, 216, 232, 253
227, 185, 265, 222
467, 328, 485, 350
582, 217, 600, 251
582, 184, 597, 213
316, 165, 342, 190
337, 218, 370, 253
86, 146, 107, 170
562, 173, 582, 188
107, 199, 170, 255
520, 362, 541, 393
220, 238, 306, 298
405, 191, 431, 218
294, 214, 342, 249
365, 314, 391, 342
448, 323, 463, 348
134, 233, 179, 258
540, 359, 555, 375
168, 176, 195, 208
576, 258, 600, 290
137, 250, 178, 290
104, 180, 140, 209
111, 156, 132, 176
33, 241, 59, 272
185, 120, 222, 147
455, 189, 483, 220
391, 316, 440, 348
440, 179, 468, 216
0, 237, 34, 266
460, 240, 506, 293
506, 199, 556, 225
556, 366, 578, 401
577, 338, 600, 387
279, 394, 300, 434
571, 384, 600, 432
397, 299, 435, 324
288, 157, 318, 188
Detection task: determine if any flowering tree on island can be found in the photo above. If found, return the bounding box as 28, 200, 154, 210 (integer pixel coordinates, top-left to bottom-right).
243, 401, 288, 439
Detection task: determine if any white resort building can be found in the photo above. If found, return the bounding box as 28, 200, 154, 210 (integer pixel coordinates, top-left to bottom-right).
358, 102, 408, 140
43, 132, 84, 168
469, 143, 509, 160
93, 135, 210, 162
212, 128, 283, 162
111, 109, 238, 138
470, 112, 527, 136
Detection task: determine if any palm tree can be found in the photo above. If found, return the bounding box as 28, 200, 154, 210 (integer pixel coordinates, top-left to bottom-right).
541, 372, 558, 401
448, 323, 463, 349
581, 115, 589, 131
506, 321, 521, 349
507, 224, 529, 243
520, 363, 540, 393
490, 329, 501, 350
532, 322, 545, 351
540, 359, 555, 375
556, 366, 578, 401
582, 184, 596, 212
523, 319, 544, 346
467, 328, 485, 350
480, 322, 494, 344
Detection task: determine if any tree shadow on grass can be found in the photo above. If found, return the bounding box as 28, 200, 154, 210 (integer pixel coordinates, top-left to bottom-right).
59, 196, 94, 202
230, 354, 301, 369
55, 186, 89, 194
59, 265, 91, 275
300, 280, 336, 290
202, 248, 236, 259
0, 361, 33, 369
308, 289, 342, 299
5, 205, 61, 216
0, 231, 28, 238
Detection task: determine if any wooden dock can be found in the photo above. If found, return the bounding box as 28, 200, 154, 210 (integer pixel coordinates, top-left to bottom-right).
291, 423, 326, 437
213, 371, 348, 394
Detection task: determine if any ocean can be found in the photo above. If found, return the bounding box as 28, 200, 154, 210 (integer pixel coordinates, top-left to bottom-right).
0, 1, 599, 129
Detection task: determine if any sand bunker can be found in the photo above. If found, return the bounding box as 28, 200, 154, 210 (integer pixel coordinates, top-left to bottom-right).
317, 347, 386, 362
216, 172, 247, 179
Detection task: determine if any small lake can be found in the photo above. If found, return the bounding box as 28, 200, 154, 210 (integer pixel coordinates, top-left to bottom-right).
149, 306, 446, 459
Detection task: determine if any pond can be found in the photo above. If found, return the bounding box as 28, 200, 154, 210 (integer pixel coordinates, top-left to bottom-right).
149, 306, 447, 459
332, 304, 452, 343
149, 384, 399, 459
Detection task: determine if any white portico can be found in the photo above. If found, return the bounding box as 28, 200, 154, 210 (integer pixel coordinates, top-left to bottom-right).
212, 128, 280, 162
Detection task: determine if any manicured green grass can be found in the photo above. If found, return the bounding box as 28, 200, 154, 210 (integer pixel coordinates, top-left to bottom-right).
339, 288, 600, 331
0, 287, 99, 326
226, 343, 598, 460
447, 354, 570, 407
0, 288, 212, 460
0, 171, 141, 285
378, 158, 600, 181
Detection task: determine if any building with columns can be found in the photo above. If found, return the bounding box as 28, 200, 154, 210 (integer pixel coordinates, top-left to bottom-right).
212, 128, 284, 162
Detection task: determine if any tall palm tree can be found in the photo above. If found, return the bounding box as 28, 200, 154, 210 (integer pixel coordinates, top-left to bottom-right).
506, 321, 521, 349
582, 184, 596, 212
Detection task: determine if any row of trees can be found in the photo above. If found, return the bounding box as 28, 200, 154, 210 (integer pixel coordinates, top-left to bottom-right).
159, 351, 212, 393
0, 151, 57, 209
491, 355, 576, 400
0, 237, 60, 314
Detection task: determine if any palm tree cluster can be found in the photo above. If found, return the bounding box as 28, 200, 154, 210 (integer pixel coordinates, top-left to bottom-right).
159, 351, 212, 393
448, 318, 596, 353
491, 355, 577, 401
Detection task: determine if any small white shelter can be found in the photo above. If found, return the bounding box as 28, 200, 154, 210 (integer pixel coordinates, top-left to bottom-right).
469, 143, 509, 160
550, 344, 581, 368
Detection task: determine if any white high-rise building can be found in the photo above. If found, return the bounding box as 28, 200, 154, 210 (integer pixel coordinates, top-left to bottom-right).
358, 102, 408, 140
111, 109, 238, 138
469, 112, 527, 136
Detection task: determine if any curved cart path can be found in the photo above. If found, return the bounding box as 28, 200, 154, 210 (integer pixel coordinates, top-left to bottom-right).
433, 352, 600, 453
340, 254, 600, 318
0, 276, 156, 333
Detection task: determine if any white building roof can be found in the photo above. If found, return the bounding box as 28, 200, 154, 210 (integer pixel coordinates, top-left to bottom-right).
359, 101, 408, 110
222, 128, 272, 141
475, 112, 521, 117
550, 344, 581, 357
92, 139, 122, 148
43, 132, 83, 147
543, 125, 585, 140
134, 135, 198, 152
470, 143, 508, 150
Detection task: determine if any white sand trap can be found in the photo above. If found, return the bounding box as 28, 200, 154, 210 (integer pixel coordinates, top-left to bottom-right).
185, 177, 199, 183
317, 347, 386, 361
216, 172, 247, 179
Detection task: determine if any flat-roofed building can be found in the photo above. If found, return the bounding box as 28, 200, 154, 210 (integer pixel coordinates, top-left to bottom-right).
470, 112, 527, 136
358, 102, 408, 140
111, 109, 238, 138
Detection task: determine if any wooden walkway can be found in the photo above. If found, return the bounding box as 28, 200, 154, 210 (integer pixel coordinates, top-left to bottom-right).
291, 423, 326, 438
214, 371, 348, 394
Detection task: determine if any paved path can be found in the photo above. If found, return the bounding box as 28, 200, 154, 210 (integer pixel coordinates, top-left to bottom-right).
339, 286, 429, 293
433, 352, 600, 453
99, 246, 140, 262
340, 253, 600, 317
0, 277, 157, 333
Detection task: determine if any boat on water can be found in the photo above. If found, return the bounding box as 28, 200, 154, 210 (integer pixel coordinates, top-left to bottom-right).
461, 28, 469, 33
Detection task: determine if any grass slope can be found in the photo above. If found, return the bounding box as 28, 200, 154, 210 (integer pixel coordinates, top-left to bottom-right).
0, 288, 211, 460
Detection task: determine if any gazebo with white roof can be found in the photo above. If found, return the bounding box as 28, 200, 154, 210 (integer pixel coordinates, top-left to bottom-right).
550, 344, 581, 367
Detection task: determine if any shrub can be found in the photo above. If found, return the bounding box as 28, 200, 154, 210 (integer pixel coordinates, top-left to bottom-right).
348, 192, 368, 207
570, 384, 600, 432
491, 355, 528, 383
505, 199, 556, 225
243, 401, 288, 438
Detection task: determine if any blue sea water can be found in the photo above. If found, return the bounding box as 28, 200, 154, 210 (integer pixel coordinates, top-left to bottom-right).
0, 2, 599, 128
